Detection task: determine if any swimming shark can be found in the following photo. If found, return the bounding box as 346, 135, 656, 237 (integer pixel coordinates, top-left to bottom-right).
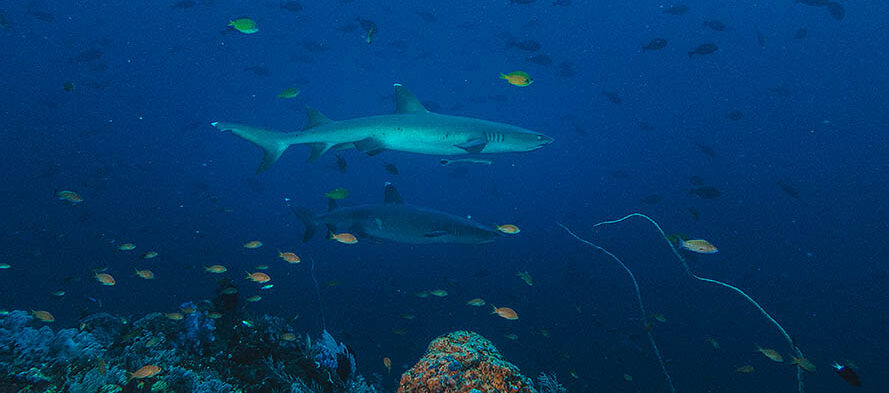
211, 84, 553, 173
290, 183, 506, 245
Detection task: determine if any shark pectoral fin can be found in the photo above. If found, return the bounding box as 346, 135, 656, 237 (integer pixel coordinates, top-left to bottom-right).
354, 137, 386, 156
383, 182, 404, 204
308, 143, 333, 162
423, 230, 450, 238
455, 138, 487, 154
393, 84, 430, 114
305, 107, 333, 129
289, 206, 317, 242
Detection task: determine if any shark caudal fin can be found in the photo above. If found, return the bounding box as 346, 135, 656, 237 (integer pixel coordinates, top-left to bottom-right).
211, 122, 297, 173
289, 206, 318, 242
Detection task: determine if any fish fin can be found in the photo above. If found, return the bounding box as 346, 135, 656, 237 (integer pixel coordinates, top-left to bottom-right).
423, 230, 449, 238
354, 137, 386, 155
289, 206, 317, 242
308, 143, 333, 162
305, 106, 333, 129
393, 84, 429, 114
383, 182, 404, 204
327, 198, 339, 212
455, 138, 487, 153
211, 122, 292, 173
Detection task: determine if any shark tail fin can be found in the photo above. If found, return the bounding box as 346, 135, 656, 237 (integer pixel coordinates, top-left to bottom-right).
211, 122, 297, 173
289, 206, 317, 242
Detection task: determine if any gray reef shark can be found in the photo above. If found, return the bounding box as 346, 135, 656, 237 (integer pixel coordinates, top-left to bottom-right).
211, 84, 553, 173
290, 183, 506, 245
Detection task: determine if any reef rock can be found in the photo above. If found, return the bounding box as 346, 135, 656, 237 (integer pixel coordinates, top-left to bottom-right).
397, 331, 536, 393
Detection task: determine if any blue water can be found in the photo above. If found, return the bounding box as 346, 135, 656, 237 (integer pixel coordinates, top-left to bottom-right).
1, 0, 887, 392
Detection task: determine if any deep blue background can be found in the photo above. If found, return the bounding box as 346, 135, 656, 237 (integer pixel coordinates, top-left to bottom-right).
1, 0, 887, 392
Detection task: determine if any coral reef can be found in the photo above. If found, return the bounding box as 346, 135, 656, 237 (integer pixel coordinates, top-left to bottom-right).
397, 331, 536, 393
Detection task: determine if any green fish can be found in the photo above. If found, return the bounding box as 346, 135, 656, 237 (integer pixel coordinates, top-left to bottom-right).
228, 18, 258, 34
277, 88, 301, 99
63, 81, 75, 93
324, 188, 348, 200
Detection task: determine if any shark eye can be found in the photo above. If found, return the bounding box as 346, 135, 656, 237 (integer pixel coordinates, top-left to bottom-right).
536, 135, 543, 140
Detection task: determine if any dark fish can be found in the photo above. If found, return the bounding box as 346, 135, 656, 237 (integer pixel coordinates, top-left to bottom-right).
609, 170, 630, 179
0, 12, 9, 28
793, 28, 808, 39
552, 0, 572, 5
302, 40, 328, 52
640, 194, 661, 204
777, 181, 800, 199
832, 362, 861, 387
642, 38, 667, 52
384, 163, 399, 175
526, 54, 553, 65
638, 122, 656, 132
689, 175, 706, 186
171, 0, 196, 8
689, 186, 721, 199
69, 49, 103, 63
663, 4, 689, 15
415, 11, 436, 23
688, 43, 718, 57
695, 143, 715, 157
27, 4, 55, 22
356, 17, 377, 32
756, 29, 766, 48
280, 1, 302, 12
826, 2, 844, 20
335, 154, 347, 173
602, 91, 622, 104
337, 23, 358, 32
508, 39, 542, 52
244, 65, 271, 76
726, 110, 743, 121
557, 61, 576, 77
688, 207, 700, 221
768, 87, 792, 97
702, 20, 726, 31
63, 81, 75, 92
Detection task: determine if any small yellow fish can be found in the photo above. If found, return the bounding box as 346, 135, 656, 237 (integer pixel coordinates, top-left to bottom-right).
516, 271, 533, 286
503, 333, 519, 340
756, 346, 784, 362
497, 224, 520, 234
277, 88, 301, 99
383, 356, 391, 373
246, 295, 262, 302
278, 251, 301, 263
229, 18, 258, 34
221, 287, 238, 295
325, 188, 349, 200
207, 312, 223, 319
500, 71, 533, 87
117, 243, 136, 251
492, 306, 519, 320
679, 238, 718, 254
735, 365, 755, 373
243, 240, 263, 249
330, 233, 358, 244
706, 337, 720, 349
165, 312, 184, 321
141, 251, 158, 259
430, 289, 448, 297
466, 298, 486, 306
649, 313, 666, 323
32, 310, 55, 322
416, 291, 430, 298
55, 190, 84, 204
791, 357, 816, 372
280, 332, 297, 341
134, 269, 154, 279
205, 265, 227, 273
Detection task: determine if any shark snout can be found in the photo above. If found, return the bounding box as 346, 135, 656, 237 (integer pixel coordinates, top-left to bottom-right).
531, 133, 554, 150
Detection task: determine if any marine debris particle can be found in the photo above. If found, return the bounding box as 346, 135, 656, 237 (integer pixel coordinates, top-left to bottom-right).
397, 331, 536, 393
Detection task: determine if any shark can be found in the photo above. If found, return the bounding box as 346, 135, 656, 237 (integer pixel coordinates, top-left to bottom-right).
211, 84, 553, 173
290, 183, 506, 245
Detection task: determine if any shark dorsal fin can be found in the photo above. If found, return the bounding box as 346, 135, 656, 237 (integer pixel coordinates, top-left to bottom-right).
383, 182, 404, 204
393, 84, 429, 114
305, 107, 333, 129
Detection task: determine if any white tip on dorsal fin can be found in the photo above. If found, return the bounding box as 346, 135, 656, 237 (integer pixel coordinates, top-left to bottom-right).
305, 106, 333, 129
393, 84, 429, 114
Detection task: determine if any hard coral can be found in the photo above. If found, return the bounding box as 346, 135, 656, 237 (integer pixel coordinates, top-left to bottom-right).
397, 331, 536, 393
